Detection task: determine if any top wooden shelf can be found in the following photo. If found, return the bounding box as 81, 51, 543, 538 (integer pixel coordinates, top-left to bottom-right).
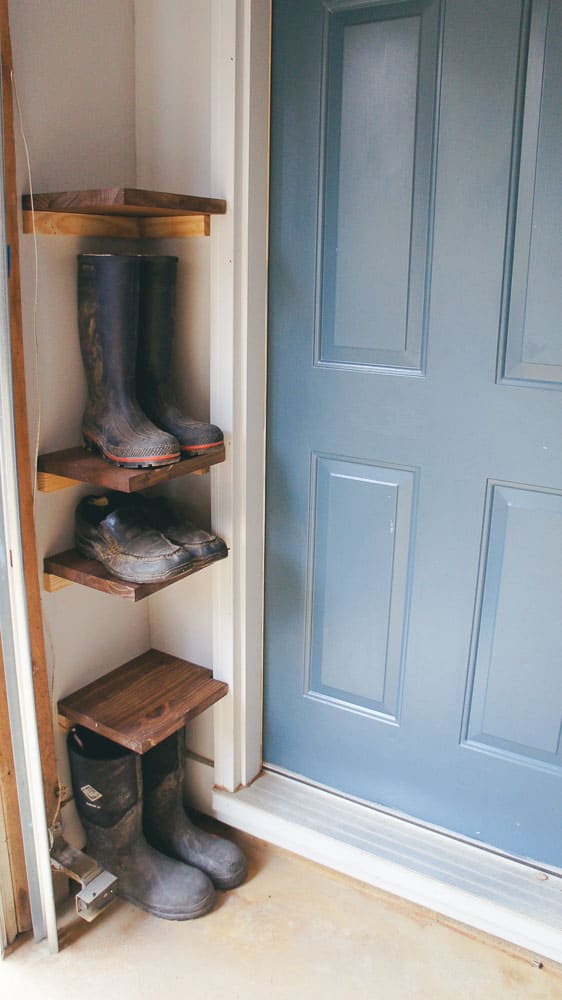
22, 187, 227, 239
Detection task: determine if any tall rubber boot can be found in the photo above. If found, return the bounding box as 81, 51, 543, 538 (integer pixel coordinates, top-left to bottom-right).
142, 729, 247, 890
136, 255, 224, 458
68, 727, 215, 920
78, 253, 181, 467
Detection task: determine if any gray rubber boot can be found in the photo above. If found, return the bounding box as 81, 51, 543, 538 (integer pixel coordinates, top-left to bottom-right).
68, 727, 215, 920
136, 256, 224, 458
142, 729, 247, 890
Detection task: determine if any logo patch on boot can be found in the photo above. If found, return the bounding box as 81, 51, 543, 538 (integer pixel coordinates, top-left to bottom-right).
81, 784, 103, 803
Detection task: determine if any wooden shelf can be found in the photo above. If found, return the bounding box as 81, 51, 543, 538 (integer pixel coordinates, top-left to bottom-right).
22, 187, 227, 239
37, 444, 225, 493
57, 648, 228, 753
44, 546, 228, 602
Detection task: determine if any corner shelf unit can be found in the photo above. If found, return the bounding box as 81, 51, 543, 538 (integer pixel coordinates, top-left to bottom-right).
29, 186, 229, 757
57, 648, 228, 753
22, 187, 227, 239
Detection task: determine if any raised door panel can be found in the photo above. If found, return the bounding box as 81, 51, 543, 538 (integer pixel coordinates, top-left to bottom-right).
317, 0, 441, 373
466, 483, 562, 767
501, 0, 562, 387
306, 456, 416, 720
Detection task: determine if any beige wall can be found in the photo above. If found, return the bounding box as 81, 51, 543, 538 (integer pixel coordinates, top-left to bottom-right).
10, 0, 217, 838
135, 0, 216, 764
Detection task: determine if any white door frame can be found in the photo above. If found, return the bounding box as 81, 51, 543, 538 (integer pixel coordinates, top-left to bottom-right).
210, 0, 269, 794
208, 0, 562, 964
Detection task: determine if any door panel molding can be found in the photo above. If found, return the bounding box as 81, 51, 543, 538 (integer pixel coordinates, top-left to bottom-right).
304, 453, 417, 721
498, 0, 562, 389
314, 0, 443, 374
463, 480, 562, 772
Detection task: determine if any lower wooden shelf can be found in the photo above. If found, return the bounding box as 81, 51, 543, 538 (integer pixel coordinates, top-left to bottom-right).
57, 649, 228, 753
44, 546, 228, 601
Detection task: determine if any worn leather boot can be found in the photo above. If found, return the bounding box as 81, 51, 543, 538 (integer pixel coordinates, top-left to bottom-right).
136, 255, 224, 457
75, 493, 198, 584
130, 494, 228, 563
143, 728, 247, 890
78, 253, 181, 467
68, 727, 215, 920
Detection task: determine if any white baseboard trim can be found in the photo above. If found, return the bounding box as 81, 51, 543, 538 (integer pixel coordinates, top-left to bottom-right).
212, 771, 562, 965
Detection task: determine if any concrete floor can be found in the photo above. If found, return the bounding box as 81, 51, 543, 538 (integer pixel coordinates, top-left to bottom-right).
2, 824, 562, 999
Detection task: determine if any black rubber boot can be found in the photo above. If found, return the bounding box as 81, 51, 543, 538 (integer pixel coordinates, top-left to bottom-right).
67, 727, 215, 920
78, 253, 181, 468
136, 256, 224, 458
142, 729, 247, 890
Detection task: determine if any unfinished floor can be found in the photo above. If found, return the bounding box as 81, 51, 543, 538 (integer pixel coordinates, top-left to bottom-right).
2, 824, 562, 999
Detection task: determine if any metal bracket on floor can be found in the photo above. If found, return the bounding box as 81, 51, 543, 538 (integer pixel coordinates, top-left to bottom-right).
50, 826, 118, 922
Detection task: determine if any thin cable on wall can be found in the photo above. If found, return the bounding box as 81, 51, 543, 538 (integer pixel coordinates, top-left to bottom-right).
10, 69, 64, 830
11, 67, 40, 498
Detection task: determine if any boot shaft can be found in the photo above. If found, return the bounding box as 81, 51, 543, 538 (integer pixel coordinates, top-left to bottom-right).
137, 255, 178, 396
142, 727, 183, 794
68, 726, 142, 834
78, 253, 140, 404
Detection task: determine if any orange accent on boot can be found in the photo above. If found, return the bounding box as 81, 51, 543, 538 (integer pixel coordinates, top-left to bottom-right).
180, 441, 223, 453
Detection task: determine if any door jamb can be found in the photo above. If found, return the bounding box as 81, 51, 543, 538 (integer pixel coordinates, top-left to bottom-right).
211, 0, 270, 793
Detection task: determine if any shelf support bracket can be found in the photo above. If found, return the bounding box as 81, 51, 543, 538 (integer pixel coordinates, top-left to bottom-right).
43, 573, 73, 593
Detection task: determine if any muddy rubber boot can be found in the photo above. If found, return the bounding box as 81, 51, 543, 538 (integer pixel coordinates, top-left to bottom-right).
68, 727, 215, 920
78, 253, 180, 467
136, 255, 224, 458
143, 729, 247, 890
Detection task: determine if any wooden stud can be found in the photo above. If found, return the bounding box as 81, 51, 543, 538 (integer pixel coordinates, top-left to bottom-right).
0, 0, 59, 841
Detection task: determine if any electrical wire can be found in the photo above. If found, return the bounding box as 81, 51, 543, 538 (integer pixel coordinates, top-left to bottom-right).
11, 68, 65, 838
10, 67, 40, 498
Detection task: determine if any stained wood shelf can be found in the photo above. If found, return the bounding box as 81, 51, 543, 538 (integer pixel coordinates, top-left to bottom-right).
57, 648, 228, 753
37, 444, 225, 493
43, 546, 228, 602
22, 187, 227, 239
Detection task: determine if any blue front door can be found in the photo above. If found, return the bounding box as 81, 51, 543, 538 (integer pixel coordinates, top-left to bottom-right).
264, 0, 562, 866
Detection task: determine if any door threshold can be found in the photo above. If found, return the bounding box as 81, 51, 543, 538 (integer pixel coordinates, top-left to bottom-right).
212, 771, 562, 965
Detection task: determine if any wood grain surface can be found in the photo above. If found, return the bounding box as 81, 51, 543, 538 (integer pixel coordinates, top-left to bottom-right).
57, 649, 228, 753
44, 546, 228, 601
37, 444, 225, 493
22, 187, 227, 217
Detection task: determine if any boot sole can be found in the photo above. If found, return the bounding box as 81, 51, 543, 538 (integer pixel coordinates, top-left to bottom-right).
83, 434, 180, 469
118, 886, 215, 921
